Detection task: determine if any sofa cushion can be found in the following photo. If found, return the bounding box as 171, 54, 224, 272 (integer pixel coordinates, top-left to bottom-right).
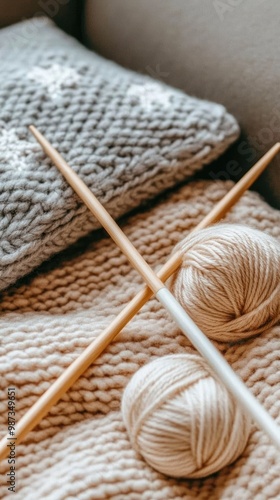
0, 18, 239, 290
84, 0, 280, 208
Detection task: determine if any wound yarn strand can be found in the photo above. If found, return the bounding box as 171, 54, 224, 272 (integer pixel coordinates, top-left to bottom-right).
170, 224, 280, 342
122, 353, 252, 478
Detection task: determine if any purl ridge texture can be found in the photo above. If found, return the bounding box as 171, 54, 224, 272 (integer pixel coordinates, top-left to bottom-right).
0, 180, 280, 499
0, 18, 239, 291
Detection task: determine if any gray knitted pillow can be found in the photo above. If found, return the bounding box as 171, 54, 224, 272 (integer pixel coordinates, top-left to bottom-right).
0, 18, 239, 291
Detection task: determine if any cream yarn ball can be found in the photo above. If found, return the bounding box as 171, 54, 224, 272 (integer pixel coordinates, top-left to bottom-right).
122, 354, 251, 478
170, 224, 280, 342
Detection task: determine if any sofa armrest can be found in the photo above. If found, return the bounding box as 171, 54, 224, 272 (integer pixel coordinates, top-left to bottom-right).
84, 0, 280, 208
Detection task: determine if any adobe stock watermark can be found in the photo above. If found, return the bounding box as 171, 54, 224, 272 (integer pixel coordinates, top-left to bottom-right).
3, 0, 70, 49
209, 106, 280, 181
6, 387, 17, 494
213, 0, 246, 22
127, 64, 171, 112
213, 0, 266, 22
145, 64, 169, 82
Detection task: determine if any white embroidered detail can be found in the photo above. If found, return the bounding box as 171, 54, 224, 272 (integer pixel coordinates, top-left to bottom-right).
27, 63, 81, 99
0, 128, 38, 172
127, 82, 172, 111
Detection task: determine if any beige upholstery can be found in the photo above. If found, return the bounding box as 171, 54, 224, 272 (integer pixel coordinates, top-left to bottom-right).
84, 0, 280, 208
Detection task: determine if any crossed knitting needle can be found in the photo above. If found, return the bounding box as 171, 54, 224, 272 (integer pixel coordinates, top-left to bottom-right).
0, 131, 279, 462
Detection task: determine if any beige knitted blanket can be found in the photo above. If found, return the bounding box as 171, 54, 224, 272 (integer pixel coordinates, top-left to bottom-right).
0, 180, 280, 499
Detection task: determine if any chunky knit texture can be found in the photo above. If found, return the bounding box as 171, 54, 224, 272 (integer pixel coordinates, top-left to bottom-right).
0, 180, 279, 499
0, 18, 239, 291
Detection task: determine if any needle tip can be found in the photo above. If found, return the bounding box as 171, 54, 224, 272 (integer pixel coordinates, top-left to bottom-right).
29, 125, 42, 145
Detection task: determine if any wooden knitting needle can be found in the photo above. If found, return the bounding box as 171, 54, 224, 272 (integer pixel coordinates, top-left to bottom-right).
0, 136, 279, 461
30, 132, 280, 433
